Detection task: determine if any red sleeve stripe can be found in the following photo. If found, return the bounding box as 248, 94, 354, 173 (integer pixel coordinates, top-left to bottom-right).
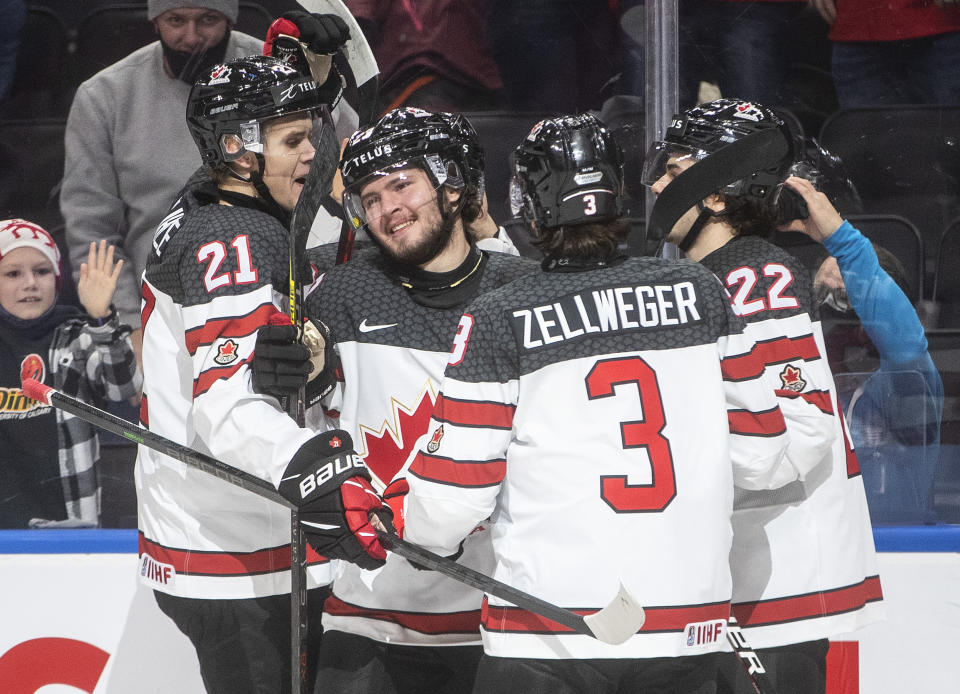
323, 595, 481, 635
138, 532, 328, 576
482, 597, 730, 635
184, 302, 276, 355
141, 282, 156, 329
732, 575, 882, 627
790, 389, 835, 415
721, 346, 769, 381
434, 393, 515, 430
192, 355, 254, 398
728, 407, 787, 437
409, 452, 506, 488
755, 334, 822, 365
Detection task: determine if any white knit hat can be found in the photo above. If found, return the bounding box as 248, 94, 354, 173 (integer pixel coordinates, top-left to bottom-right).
147, 0, 239, 23
0, 219, 61, 280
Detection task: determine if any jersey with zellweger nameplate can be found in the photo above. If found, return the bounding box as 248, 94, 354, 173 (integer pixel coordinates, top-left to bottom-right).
137, 183, 329, 600
307, 246, 536, 646
404, 255, 800, 659
700, 235, 884, 648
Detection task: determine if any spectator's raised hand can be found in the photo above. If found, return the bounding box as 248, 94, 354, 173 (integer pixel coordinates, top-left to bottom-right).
781, 176, 845, 243
77, 240, 123, 320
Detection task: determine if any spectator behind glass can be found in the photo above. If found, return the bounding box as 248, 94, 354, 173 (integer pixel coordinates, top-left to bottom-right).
812, 0, 960, 106
345, 0, 505, 113
0, 0, 26, 102
60, 1, 261, 369
0, 219, 140, 529
783, 176, 945, 523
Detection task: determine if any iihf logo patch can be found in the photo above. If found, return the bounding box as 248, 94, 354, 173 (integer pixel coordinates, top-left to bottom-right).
683, 619, 725, 651
214, 339, 239, 365
427, 424, 444, 453
779, 364, 806, 392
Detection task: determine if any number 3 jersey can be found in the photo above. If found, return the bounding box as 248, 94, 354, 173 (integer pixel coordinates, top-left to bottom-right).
404, 256, 805, 659
700, 235, 884, 648
136, 189, 329, 600
308, 245, 536, 646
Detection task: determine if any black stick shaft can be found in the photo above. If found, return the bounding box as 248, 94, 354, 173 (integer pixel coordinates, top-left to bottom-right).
726, 616, 779, 694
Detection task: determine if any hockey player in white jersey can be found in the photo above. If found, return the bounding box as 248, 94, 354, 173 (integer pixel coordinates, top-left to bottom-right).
252, 107, 536, 692
136, 55, 388, 694
401, 113, 807, 693
642, 98, 884, 694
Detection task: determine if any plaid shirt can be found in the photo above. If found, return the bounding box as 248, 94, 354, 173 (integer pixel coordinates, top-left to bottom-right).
37, 315, 141, 527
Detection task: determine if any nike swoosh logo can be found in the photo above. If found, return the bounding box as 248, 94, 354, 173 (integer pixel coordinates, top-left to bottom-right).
359, 319, 398, 333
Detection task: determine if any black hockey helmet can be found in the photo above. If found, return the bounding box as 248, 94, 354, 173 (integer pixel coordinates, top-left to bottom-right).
511, 113, 624, 229
339, 107, 485, 228
186, 54, 329, 168
642, 99, 796, 247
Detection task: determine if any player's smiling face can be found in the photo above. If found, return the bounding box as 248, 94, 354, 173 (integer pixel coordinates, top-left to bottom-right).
358, 167, 460, 266
0, 247, 57, 319
261, 114, 317, 213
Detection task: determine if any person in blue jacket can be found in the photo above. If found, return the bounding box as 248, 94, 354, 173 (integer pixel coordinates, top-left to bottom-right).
784, 175, 944, 523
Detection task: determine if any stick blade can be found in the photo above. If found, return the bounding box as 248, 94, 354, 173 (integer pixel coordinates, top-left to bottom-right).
582, 583, 646, 645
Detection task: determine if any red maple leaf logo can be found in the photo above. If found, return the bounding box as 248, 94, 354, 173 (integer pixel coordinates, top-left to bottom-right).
360, 388, 436, 485
330, 436, 342, 448
779, 364, 806, 392
214, 339, 239, 365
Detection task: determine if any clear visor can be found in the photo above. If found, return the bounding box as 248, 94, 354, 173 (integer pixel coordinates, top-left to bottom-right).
640, 141, 707, 188
220, 105, 331, 162
341, 155, 459, 233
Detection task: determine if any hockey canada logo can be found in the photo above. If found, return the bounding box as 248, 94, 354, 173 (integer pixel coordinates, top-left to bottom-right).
733, 102, 763, 122
427, 425, 444, 453
208, 65, 231, 84
779, 364, 806, 392
214, 339, 239, 365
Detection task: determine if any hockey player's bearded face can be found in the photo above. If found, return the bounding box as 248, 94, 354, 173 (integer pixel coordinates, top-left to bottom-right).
0, 247, 57, 320
359, 168, 458, 267
260, 115, 318, 214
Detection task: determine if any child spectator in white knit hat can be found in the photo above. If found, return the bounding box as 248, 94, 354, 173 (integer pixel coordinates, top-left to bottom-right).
0, 219, 141, 528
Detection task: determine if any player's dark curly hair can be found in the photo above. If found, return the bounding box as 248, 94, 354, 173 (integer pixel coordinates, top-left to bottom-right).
716, 193, 778, 238
533, 219, 630, 259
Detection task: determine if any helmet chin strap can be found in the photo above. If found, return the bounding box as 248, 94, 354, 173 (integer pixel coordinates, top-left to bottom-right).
677, 199, 721, 254
224, 153, 290, 224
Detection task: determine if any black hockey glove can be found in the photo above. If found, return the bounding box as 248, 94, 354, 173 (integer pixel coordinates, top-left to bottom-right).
278, 430, 390, 570
264, 11, 350, 74
251, 319, 311, 401
252, 313, 338, 406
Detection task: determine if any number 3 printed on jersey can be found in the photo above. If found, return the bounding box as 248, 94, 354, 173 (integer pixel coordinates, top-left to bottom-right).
726, 263, 799, 316
449, 314, 474, 366
196, 235, 259, 293
586, 356, 677, 513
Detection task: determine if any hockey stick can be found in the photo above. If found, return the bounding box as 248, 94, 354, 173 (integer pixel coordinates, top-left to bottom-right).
296, 0, 380, 265
726, 615, 779, 694
21, 378, 646, 646
286, 104, 342, 694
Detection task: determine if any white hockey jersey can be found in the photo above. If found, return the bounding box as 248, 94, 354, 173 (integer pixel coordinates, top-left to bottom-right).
404, 256, 804, 659
307, 245, 536, 646
701, 236, 884, 648
136, 194, 331, 600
